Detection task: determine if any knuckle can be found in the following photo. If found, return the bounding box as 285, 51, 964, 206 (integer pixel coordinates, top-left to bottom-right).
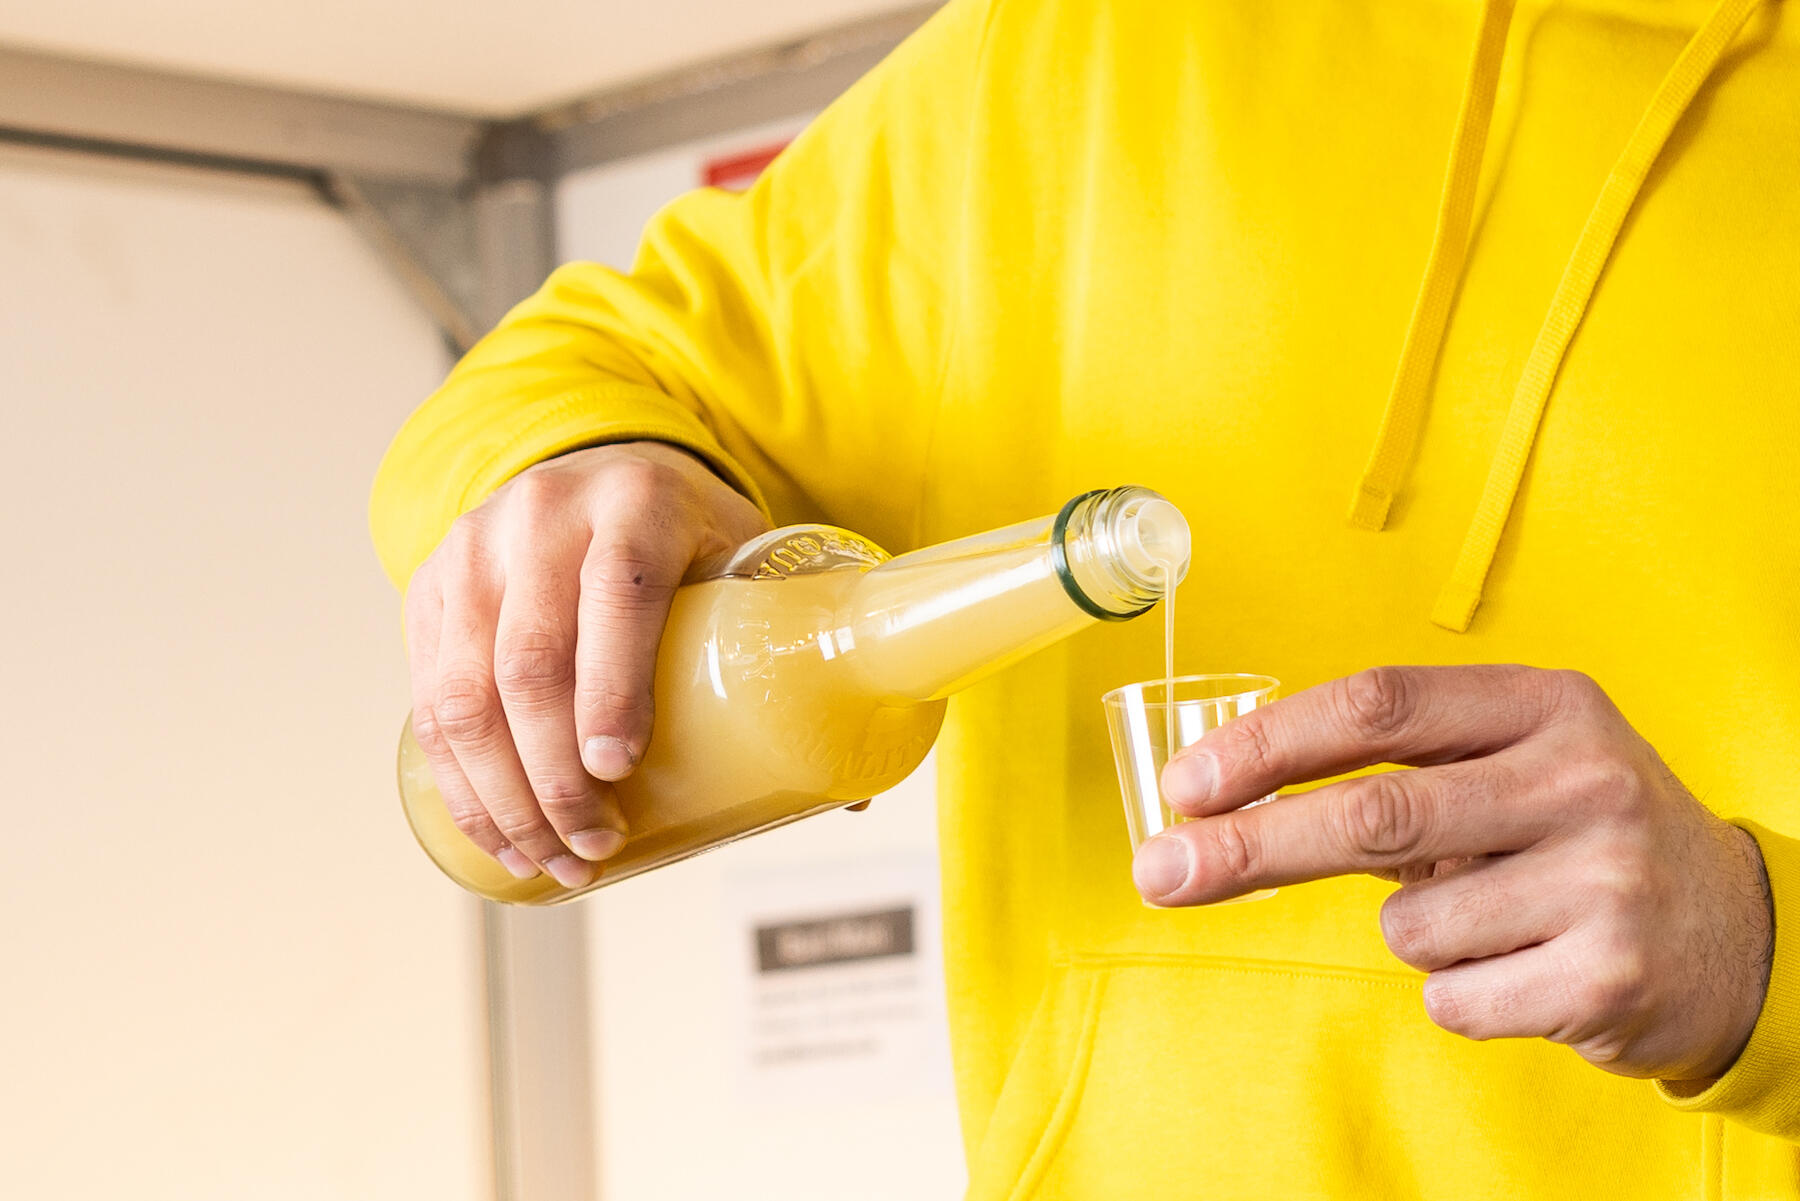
533, 775, 597, 820
1575, 964, 1637, 1029
505, 467, 565, 513
1557, 938, 1647, 1034
1342, 667, 1414, 738
411, 706, 451, 756
1219, 713, 1279, 777
495, 632, 575, 698
1473, 754, 1527, 812
579, 677, 653, 720
433, 672, 505, 742
1585, 848, 1652, 915
1208, 819, 1262, 883
444, 799, 497, 846
443, 509, 490, 557
1614, 949, 1650, 1004
1338, 774, 1424, 862
492, 809, 556, 850
582, 544, 678, 609
1549, 669, 1607, 717
605, 457, 685, 510
436, 524, 496, 595
1422, 980, 1478, 1037
1570, 755, 1644, 816
408, 552, 441, 588
1380, 896, 1437, 965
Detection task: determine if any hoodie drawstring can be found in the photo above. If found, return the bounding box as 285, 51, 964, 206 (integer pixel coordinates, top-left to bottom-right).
1430, 0, 1765, 631
1350, 0, 1517, 534
1351, 0, 1766, 632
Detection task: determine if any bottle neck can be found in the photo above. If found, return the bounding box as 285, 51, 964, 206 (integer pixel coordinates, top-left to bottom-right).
843, 487, 1189, 703
1052, 488, 1191, 619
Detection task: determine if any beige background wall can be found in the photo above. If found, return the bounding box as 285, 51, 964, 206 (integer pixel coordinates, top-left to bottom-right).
0, 88, 970, 1201
0, 144, 487, 1198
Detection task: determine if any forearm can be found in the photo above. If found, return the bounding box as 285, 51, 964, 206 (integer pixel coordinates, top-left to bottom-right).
369, 272, 772, 592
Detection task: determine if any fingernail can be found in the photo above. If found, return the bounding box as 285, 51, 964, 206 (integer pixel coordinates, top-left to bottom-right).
497, 847, 539, 880
1163, 753, 1218, 806
1133, 836, 1191, 903
568, 828, 626, 861
544, 854, 596, 889
583, 735, 636, 782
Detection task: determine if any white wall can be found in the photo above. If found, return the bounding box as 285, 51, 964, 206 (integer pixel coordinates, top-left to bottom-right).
556, 115, 812, 271
0, 145, 487, 1199
557, 124, 969, 1200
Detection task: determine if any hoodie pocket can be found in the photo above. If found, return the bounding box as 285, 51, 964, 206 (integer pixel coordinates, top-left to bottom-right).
962, 963, 1108, 1201
966, 953, 1717, 1201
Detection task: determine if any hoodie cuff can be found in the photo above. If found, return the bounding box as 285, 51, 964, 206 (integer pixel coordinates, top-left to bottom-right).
1653, 819, 1800, 1143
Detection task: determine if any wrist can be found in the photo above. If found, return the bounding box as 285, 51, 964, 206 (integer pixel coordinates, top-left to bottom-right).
1726, 823, 1777, 1064
1669, 823, 1774, 1090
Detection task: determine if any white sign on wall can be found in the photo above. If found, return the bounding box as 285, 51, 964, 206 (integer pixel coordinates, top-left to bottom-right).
725, 853, 956, 1102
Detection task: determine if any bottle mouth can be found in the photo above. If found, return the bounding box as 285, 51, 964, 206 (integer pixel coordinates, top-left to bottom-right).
1116, 495, 1192, 587
1051, 487, 1191, 620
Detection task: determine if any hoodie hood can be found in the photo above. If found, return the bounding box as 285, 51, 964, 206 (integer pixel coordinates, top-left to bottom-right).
1349, 0, 1767, 631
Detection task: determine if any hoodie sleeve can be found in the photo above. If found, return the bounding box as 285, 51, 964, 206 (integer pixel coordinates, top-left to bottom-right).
368, 0, 999, 591
1654, 820, 1800, 1143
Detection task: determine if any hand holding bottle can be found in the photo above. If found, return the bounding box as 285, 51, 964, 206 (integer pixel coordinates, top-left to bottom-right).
403, 442, 771, 889
402, 484, 1186, 904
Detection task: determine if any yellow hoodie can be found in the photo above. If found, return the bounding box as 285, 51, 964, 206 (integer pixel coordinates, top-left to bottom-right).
371, 0, 1800, 1195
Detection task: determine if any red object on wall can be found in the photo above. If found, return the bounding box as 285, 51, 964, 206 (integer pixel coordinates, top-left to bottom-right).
702, 141, 792, 192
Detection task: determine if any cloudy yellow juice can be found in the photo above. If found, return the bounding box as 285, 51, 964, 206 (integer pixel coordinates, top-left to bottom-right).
399, 487, 1190, 905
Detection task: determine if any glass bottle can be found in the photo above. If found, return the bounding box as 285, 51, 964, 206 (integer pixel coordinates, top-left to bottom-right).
398, 486, 1190, 904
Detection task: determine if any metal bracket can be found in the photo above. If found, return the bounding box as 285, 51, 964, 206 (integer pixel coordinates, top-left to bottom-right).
316, 119, 558, 354
319, 173, 484, 354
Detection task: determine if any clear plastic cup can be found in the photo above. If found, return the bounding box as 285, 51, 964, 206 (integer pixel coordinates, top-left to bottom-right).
1102, 673, 1281, 904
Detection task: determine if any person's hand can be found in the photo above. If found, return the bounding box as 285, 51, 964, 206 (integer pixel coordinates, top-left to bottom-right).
404, 442, 770, 888
1135, 665, 1774, 1083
